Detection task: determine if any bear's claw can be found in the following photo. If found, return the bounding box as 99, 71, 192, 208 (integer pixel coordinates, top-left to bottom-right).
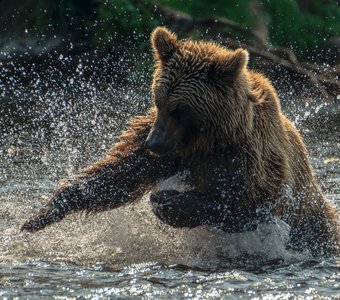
21, 218, 45, 232
21, 207, 66, 232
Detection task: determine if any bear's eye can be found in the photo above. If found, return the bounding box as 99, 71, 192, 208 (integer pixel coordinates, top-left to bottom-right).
170, 105, 190, 119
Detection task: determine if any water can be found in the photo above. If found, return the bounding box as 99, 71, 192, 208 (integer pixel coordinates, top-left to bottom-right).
0, 260, 339, 299
0, 60, 339, 298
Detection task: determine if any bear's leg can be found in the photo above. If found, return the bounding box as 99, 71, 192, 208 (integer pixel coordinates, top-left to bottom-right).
22, 147, 177, 232
21, 182, 81, 232
288, 206, 339, 256
150, 190, 261, 231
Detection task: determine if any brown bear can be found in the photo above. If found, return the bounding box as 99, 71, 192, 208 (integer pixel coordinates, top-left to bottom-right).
22, 27, 339, 256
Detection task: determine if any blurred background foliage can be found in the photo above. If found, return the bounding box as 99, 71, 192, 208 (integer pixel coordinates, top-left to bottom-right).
0, 0, 339, 59
160, 0, 339, 51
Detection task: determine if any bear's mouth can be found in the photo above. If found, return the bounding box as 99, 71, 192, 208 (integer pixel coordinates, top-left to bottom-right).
146, 141, 176, 156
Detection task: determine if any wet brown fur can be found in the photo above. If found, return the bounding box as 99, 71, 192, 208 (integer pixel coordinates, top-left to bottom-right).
22, 27, 339, 256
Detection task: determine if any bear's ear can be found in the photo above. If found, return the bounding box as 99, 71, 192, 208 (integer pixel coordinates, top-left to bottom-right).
151, 27, 178, 63
209, 49, 249, 83
226, 49, 249, 75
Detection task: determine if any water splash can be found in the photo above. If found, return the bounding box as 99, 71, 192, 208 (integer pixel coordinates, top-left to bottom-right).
0, 172, 310, 269
0, 42, 338, 270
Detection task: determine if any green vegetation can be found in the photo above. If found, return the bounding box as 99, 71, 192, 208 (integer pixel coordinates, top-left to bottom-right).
0, 0, 339, 56
158, 0, 340, 53
262, 0, 340, 53
158, 0, 257, 25
0, 0, 96, 36
96, 0, 160, 51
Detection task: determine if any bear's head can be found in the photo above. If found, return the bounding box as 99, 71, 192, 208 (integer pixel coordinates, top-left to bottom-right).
146, 27, 257, 157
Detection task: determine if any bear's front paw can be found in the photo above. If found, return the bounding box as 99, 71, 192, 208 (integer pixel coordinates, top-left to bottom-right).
21, 217, 46, 232
21, 207, 65, 232
150, 190, 201, 228
150, 190, 180, 205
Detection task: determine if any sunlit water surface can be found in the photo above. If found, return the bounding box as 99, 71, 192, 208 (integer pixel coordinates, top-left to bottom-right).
0, 60, 339, 299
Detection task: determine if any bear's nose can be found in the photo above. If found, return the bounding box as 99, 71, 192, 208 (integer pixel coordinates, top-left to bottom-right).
146, 134, 163, 153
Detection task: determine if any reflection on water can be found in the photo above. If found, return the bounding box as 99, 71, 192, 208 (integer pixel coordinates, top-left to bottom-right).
0, 77, 339, 297
0, 260, 339, 299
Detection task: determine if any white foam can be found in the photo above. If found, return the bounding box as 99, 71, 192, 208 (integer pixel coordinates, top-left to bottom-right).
153, 171, 192, 193
1, 173, 309, 269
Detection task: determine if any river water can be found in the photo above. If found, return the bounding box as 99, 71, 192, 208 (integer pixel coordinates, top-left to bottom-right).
0, 71, 339, 298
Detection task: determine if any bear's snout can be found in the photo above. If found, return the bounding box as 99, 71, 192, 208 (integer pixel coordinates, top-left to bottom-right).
146, 114, 179, 155
146, 128, 175, 155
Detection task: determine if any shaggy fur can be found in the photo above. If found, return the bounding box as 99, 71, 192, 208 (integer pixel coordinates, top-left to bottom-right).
22, 27, 339, 256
